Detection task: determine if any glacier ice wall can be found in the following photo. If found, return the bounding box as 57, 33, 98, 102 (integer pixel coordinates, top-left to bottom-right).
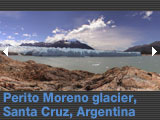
0, 46, 141, 57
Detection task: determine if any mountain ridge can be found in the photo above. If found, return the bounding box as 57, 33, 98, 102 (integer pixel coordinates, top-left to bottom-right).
125, 41, 160, 54
20, 40, 94, 50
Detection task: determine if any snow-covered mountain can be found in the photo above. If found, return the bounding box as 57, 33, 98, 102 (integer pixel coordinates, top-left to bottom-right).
0, 43, 11, 47
20, 40, 94, 50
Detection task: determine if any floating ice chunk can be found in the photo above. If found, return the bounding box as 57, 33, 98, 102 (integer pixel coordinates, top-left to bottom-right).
106, 66, 109, 69
92, 63, 100, 66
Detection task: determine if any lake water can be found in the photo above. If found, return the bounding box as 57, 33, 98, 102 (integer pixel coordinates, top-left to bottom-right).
9, 55, 160, 73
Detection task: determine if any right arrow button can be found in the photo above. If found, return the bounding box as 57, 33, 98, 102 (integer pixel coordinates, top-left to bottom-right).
152, 47, 157, 56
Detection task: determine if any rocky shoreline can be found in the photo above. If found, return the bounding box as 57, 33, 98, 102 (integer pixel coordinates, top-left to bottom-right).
0, 53, 160, 91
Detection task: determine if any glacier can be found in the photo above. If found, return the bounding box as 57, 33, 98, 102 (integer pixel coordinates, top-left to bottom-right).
0, 46, 141, 57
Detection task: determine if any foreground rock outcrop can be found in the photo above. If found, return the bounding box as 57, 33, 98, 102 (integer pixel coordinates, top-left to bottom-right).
0, 54, 160, 91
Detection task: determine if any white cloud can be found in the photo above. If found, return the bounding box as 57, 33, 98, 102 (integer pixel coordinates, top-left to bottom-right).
7, 36, 14, 39
0, 40, 38, 46
22, 33, 37, 37
14, 32, 19, 35
142, 11, 153, 20
20, 40, 38, 44
23, 33, 31, 37
107, 20, 114, 25
45, 17, 137, 50
52, 28, 61, 34
111, 25, 116, 28
46, 34, 66, 42
0, 40, 18, 46
131, 11, 153, 20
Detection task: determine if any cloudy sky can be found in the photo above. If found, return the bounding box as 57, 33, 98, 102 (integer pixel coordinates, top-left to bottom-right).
0, 11, 159, 50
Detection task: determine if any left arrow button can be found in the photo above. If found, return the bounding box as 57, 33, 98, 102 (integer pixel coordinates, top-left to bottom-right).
3, 47, 8, 56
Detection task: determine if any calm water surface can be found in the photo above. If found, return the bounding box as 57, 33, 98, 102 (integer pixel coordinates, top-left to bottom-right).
9, 56, 160, 73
